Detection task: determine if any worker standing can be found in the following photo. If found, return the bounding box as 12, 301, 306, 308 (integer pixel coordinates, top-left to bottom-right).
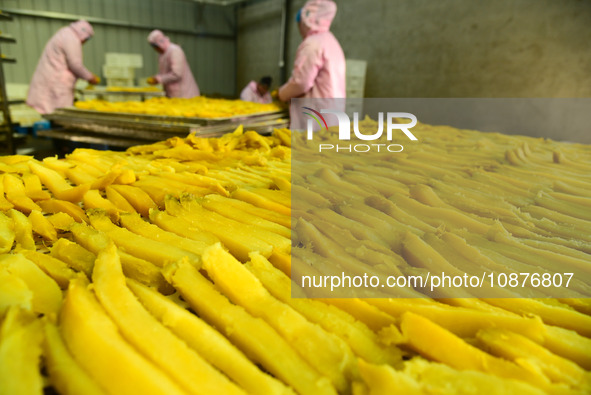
146, 30, 200, 99
278, 0, 345, 107
26, 20, 99, 114
240, 76, 273, 104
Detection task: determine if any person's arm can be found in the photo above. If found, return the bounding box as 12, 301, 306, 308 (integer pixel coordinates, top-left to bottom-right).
240, 85, 252, 101
278, 40, 322, 101
63, 33, 94, 81
156, 46, 185, 85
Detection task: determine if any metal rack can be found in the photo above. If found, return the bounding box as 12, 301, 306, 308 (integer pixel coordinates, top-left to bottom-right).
76, 87, 165, 102
0, 10, 16, 154
42, 107, 289, 147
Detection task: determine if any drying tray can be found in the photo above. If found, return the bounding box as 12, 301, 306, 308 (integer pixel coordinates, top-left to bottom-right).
76, 87, 166, 101
44, 109, 200, 136
55, 106, 288, 125
39, 116, 289, 147
42, 106, 288, 146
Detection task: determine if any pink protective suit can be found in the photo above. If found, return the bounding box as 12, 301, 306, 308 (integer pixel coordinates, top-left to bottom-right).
26, 20, 95, 114
278, 0, 345, 105
148, 30, 200, 99
240, 80, 272, 104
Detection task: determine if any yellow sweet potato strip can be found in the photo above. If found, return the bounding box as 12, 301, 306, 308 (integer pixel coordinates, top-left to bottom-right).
69, 222, 170, 292
20, 249, 80, 289
0, 307, 44, 395
202, 243, 356, 392
128, 279, 293, 395
105, 185, 136, 213
165, 197, 273, 261
182, 196, 290, 254
38, 199, 88, 223
368, 298, 546, 341
59, 279, 186, 395
358, 357, 546, 395
232, 188, 291, 216
477, 328, 590, 389
21, 173, 51, 201
28, 210, 57, 242
0, 269, 32, 316
88, 210, 201, 268
202, 193, 291, 227
0, 176, 15, 211
247, 252, 402, 366
200, 195, 291, 238
3, 173, 41, 213
148, 209, 220, 246
0, 212, 15, 254
108, 184, 157, 217
93, 244, 245, 395
400, 312, 548, 389
163, 259, 337, 395
8, 209, 35, 250
0, 253, 62, 316
29, 161, 89, 203
483, 298, 591, 338
119, 212, 214, 256
43, 320, 106, 395
82, 190, 120, 221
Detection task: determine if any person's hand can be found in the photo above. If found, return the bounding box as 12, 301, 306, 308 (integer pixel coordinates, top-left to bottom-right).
88, 74, 100, 85
277, 89, 289, 103
146, 76, 158, 85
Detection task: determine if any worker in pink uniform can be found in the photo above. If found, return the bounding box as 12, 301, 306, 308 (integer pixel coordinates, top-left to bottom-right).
278, 0, 345, 111
240, 76, 273, 104
26, 20, 99, 114
146, 30, 200, 98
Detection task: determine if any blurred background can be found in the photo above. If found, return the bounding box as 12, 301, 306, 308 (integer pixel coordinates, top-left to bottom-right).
2, 0, 590, 98
1, 0, 590, 154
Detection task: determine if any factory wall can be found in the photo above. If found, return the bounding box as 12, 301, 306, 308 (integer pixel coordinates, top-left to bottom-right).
1, 0, 237, 96
236, 0, 284, 97
238, 0, 591, 98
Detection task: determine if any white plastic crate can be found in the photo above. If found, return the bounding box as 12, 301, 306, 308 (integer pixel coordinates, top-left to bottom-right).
345, 101, 363, 116
105, 53, 143, 68
106, 78, 135, 87
103, 65, 135, 79
5, 83, 29, 99
347, 88, 364, 99
346, 59, 367, 77
105, 94, 142, 103
346, 59, 367, 99
9, 104, 43, 127
347, 75, 365, 91
80, 93, 98, 101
